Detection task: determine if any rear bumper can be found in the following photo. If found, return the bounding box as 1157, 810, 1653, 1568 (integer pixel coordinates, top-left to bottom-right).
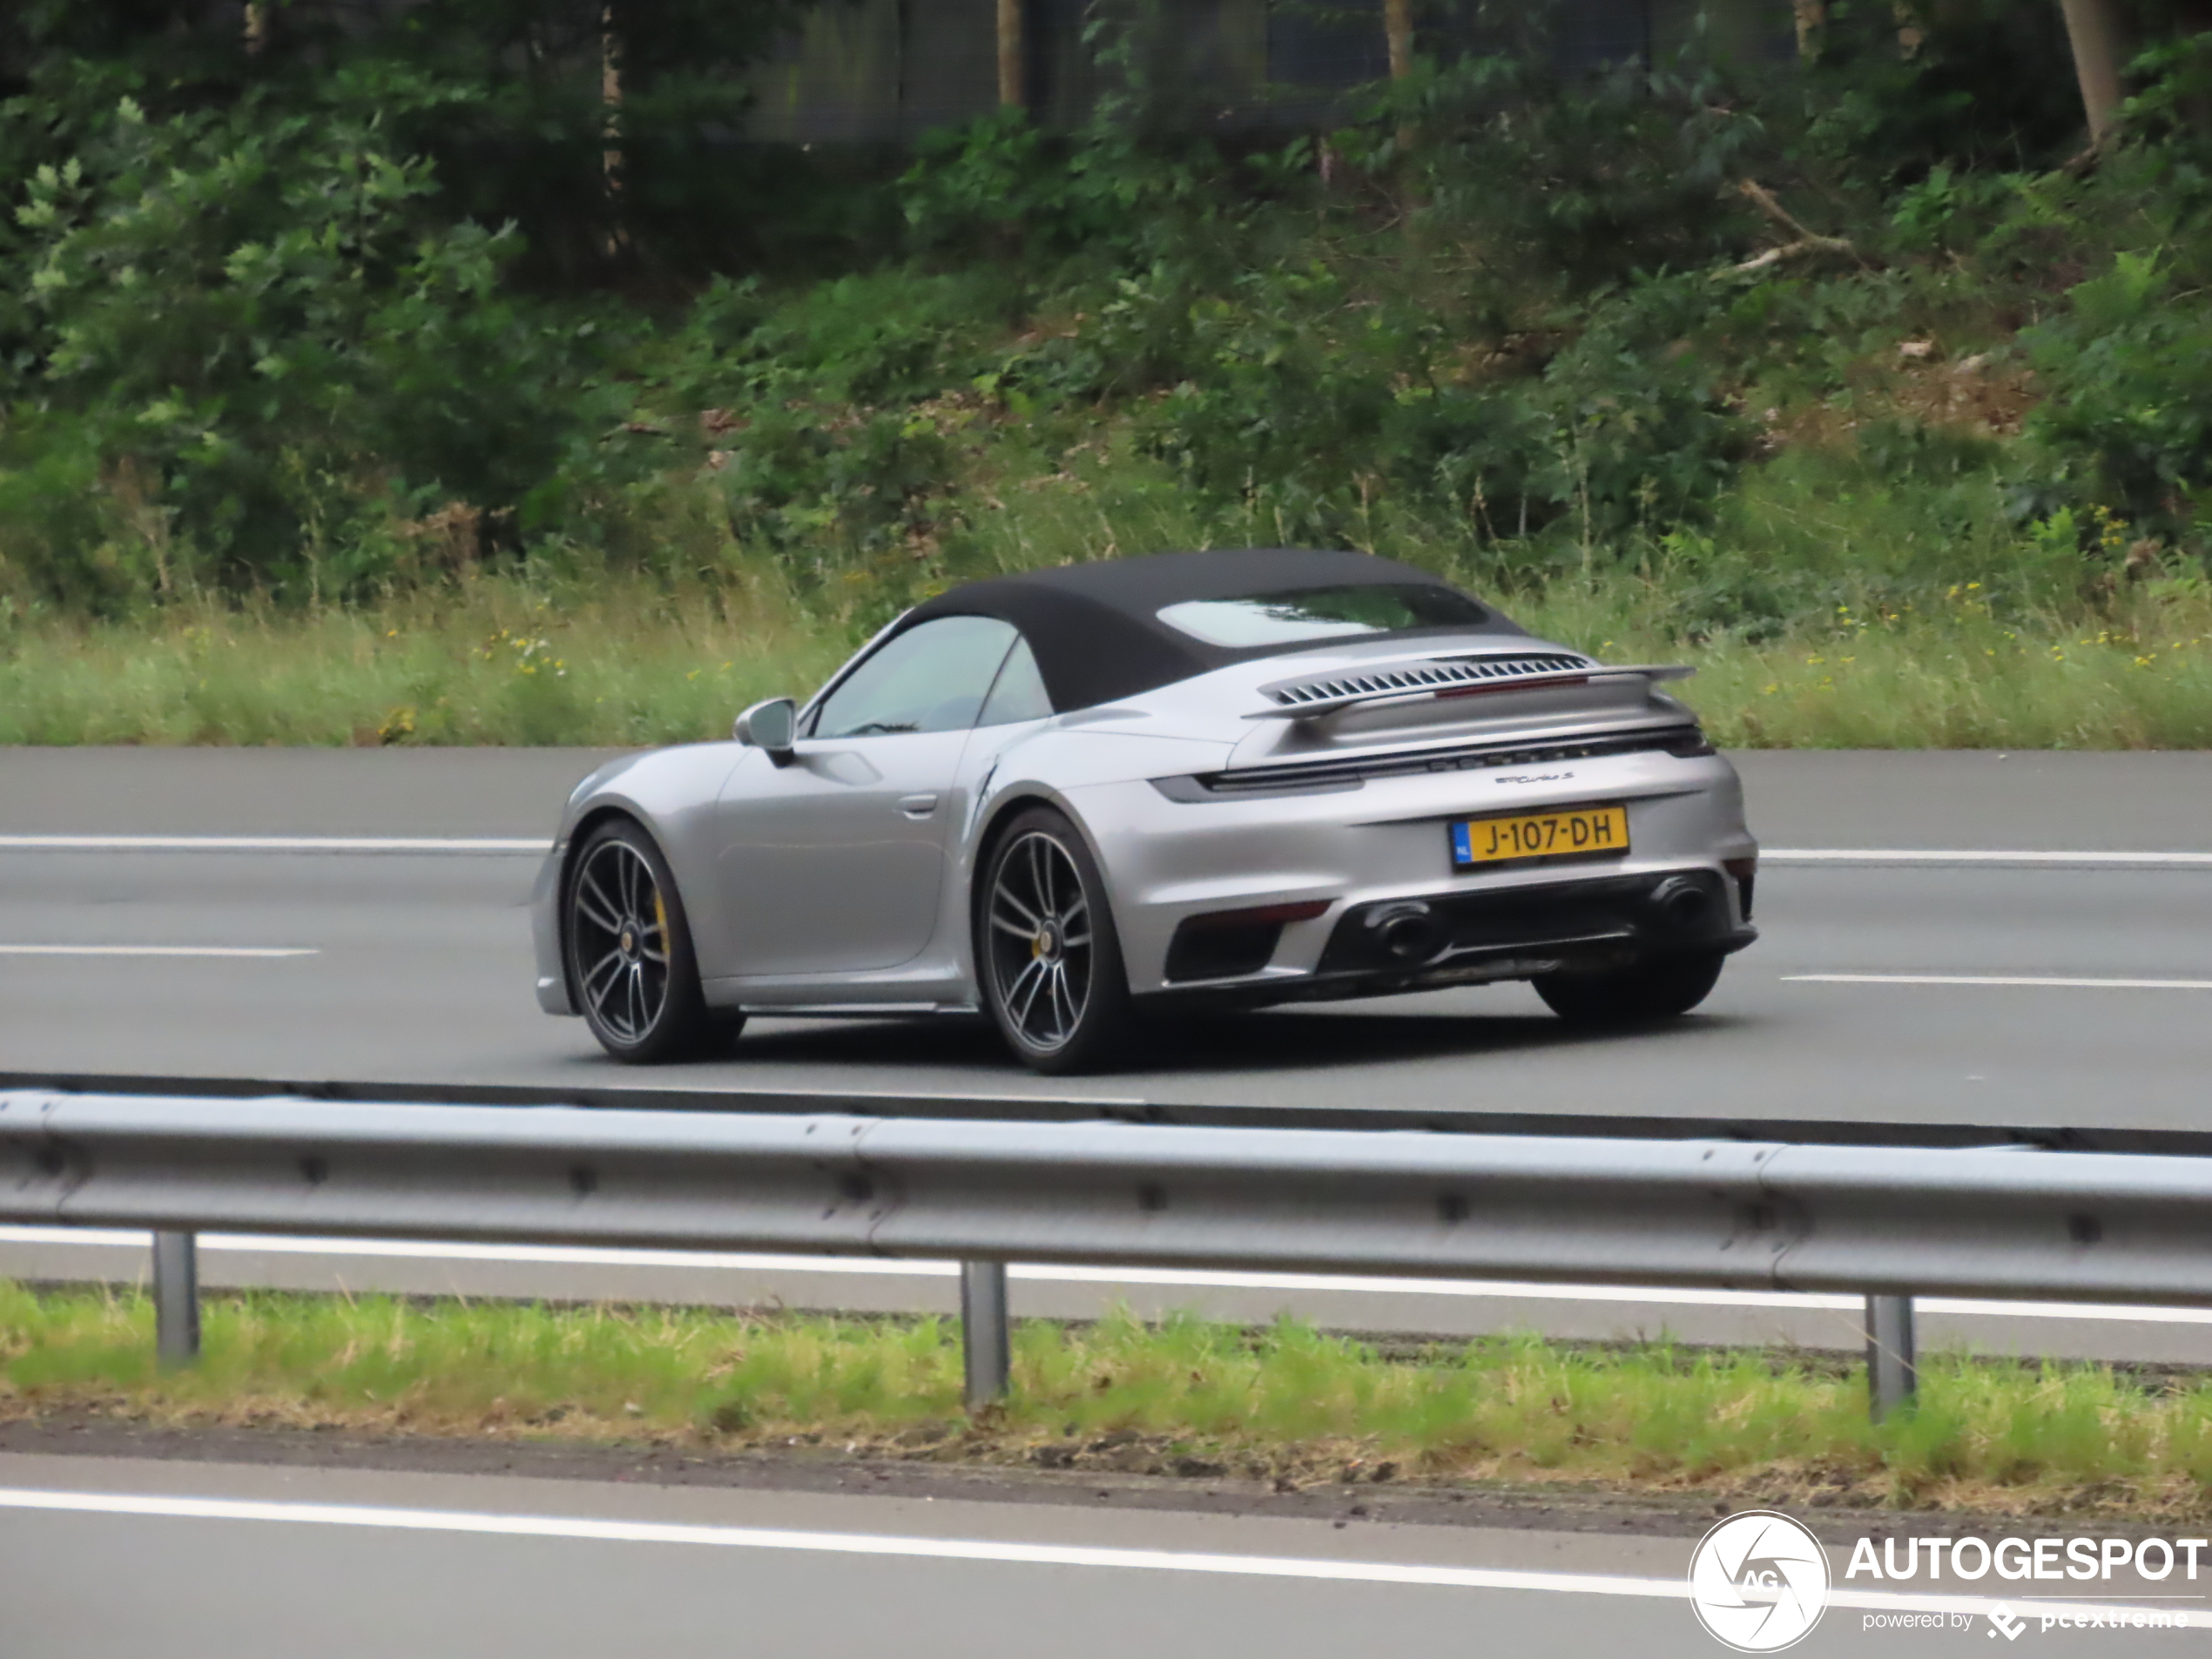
1320, 864, 1754, 988
1070, 745, 1757, 997
1144, 867, 1754, 1008
1318, 867, 1746, 974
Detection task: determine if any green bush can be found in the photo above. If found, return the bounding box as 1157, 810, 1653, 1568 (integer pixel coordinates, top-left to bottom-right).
678, 268, 1011, 408
12, 0, 2212, 644
1803, 0, 2082, 187
1377, 38, 1770, 292
0, 69, 630, 605
1112, 260, 1747, 555
900, 108, 1163, 265
2026, 251, 2212, 540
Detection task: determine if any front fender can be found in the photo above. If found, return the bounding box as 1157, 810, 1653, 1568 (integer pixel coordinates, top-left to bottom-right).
537, 744, 747, 995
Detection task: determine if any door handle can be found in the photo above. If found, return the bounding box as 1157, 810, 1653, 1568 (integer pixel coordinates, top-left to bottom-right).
897, 792, 941, 818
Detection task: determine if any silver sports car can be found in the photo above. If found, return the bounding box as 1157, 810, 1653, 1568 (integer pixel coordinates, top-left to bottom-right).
532, 548, 1757, 1073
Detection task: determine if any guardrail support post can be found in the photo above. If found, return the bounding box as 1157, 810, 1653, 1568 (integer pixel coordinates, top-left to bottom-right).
960, 1260, 1009, 1411
152, 1231, 201, 1367
1864, 1292, 1916, 1422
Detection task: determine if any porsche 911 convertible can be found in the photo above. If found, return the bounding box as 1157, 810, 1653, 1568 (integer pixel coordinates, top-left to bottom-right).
532, 548, 1757, 1072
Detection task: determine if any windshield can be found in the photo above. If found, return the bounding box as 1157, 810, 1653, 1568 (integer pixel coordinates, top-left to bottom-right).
1156, 583, 1489, 649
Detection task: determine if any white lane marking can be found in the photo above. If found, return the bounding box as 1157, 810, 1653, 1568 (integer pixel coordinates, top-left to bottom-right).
1768, 849, 2212, 867
0, 946, 317, 960
4, 1226, 2209, 1326
1, 836, 2208, 867
0, 1487, 1687, 1596
0, 836, 546, 854
1789, 974, 2212, 992
0, 1488, 2196, 1625
0, 1228, 952, 1278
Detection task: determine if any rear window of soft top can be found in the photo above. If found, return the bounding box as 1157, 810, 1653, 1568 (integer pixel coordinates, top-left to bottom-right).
1156, 583, 1488, 649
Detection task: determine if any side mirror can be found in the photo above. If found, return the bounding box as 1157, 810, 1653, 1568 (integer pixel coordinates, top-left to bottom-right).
733, 697, 798, 765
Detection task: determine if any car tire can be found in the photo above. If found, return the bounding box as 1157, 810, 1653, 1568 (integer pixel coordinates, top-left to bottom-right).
565, 817, 734, 1064
975, 806, 1136, 1075
1534, 949, 1726, 1027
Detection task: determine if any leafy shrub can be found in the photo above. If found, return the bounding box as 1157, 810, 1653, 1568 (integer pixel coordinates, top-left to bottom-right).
1116, 257, 1749, 553
900, 109, 1159, 264
898, 3, 1244, 273
1885, 164, 2026, 255
7, 0, 2212, 634
1135, 286, 1398, 542
2, 0, 828, 282
1804, 0, 2082, 188
2024, 250, 2212, 536
0, 70, 628, 605
1368, 27, 1771, 291
678, 269, 1011, 408
709, 403, 955, 570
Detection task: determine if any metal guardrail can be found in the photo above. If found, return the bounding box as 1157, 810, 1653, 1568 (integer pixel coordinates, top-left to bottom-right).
13, 1069, 2212, 1157
8, 1089, 2209, 1419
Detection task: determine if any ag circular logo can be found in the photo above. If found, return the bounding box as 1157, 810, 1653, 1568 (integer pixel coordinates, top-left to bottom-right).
1688, 1510, 1831, 1652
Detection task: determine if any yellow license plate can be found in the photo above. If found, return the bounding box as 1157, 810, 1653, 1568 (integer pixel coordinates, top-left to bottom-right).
1451, 805, 1629, 867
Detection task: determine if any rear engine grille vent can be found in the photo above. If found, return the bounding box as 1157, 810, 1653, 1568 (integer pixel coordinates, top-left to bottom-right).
1264, 652, 1594, 709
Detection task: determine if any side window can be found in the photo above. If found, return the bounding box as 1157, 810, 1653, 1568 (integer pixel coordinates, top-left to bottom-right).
811, 616, 1018, 739
975, 636, 1054, 727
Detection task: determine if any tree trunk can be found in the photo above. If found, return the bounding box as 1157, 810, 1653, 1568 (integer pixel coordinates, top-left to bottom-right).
997, 0, 1026, 109
601, 4, 626, 257
1791, 1, 1825, 59
2058, 0, 2128, 147
1385, 0, 1413, 81
1386, 0, 1414, 152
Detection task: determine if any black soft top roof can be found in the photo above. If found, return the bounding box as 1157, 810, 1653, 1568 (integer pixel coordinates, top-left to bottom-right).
896, 548, 1516, 712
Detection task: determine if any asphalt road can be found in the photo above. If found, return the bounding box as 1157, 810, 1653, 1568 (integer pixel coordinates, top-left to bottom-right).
1, 747, 2209, 1131
6, 750, 2211, 1656
3, 1453, 2196, 1657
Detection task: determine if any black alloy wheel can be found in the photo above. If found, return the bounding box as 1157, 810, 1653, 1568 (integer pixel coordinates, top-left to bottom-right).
566, 818, 731, 1063
1533, 949, 1726, 1027
977, 806, 1135, 1074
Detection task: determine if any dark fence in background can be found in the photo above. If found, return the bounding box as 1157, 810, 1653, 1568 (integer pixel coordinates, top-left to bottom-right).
0, 2, 1792, 147
750, 0, 1797, 145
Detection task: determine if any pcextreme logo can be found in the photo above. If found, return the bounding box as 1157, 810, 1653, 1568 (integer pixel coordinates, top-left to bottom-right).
1688, 1510, 1832, 1653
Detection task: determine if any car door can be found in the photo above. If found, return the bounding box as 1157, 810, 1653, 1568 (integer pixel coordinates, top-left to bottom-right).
711, 615, 1021, 977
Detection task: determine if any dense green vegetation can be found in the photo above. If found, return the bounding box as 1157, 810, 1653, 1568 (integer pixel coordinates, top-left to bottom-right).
10, 1283, 2212, 1516
10, 3, 2212, 744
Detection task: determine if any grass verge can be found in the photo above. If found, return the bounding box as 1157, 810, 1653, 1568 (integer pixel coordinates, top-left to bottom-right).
9, 563, 2212, 750
0, 569, 855, 749
7, 1284, 2211, 1520
11, 436, 2212, 750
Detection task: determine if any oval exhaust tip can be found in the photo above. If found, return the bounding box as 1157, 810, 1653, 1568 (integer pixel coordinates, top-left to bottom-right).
1379, 913, 1446, 963
1649, 876, 1713, 934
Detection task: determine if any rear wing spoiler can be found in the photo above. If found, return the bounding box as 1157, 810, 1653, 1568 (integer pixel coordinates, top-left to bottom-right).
1246, 659, 1695, 721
